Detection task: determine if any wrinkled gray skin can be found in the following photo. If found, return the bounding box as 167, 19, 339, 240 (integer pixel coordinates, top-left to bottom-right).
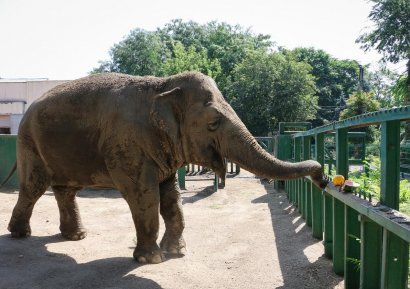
8, 72, 328, 264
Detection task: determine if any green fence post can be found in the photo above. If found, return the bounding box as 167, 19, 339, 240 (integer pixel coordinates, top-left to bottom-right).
333, 128, 348, 276
213, 174, 219, 192
311, 133, 324, 240
177, 167, 186, 190
302, 136, 311, 221
290, 180, 294, 203
381, 229, 409, 289
305, 180, 312, 227
344, 206, 360, 288
336, 127, 349, 178
294, 137, 301, 210
288, 179, 292, 202
360, 215, 382, 289
320, 133, 332, 257
275, 132, 291, 191
380, 120, 400, 210
323, 192, 333, 258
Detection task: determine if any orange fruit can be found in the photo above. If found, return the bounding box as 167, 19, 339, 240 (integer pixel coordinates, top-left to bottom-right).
333, 175, 345, 186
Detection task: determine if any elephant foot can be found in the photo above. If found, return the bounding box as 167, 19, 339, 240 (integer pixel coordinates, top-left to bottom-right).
8, 218, 31, 238
133, 245, 165, 264
61, 229, 87, 241
160, 234, 186, 256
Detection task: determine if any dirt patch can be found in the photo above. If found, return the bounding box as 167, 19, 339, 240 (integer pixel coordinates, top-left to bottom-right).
0, 172, 343, 289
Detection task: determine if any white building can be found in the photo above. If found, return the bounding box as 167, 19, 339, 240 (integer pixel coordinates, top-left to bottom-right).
0, 79, 67, 134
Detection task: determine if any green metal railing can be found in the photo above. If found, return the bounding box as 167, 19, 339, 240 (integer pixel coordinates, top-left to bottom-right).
255, 136, 275, 153
177, 160, 240, 192
285, 106, 410, 289
324, 132, 366, 174
0, 134, 18, 188
177, 136, 272, 192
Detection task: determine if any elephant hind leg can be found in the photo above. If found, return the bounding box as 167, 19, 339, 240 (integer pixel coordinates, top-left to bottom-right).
8, 163, 49, 238
52, 186, 86, 241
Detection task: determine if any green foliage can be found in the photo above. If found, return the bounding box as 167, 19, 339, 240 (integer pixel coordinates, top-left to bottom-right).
357, 0, 410, 104
161, 42, 221, 78
392, 75, 410, 105
340, 91, 380, 119
349, 156, 410, 215
93, 19, 273, 94
282, 48, 361, 126
357, 0, 410, 65
226, 50, 318, 135
349, 157, 381, 199
339, 91, 380, 142
91, 29, 168, 76
399, 179, 410, 204
365, 62, 402, 107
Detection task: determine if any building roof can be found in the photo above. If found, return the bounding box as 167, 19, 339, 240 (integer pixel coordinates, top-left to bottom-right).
0, 78, 49, 83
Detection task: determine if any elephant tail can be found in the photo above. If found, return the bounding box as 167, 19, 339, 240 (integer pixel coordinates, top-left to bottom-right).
0, 162, 17, 188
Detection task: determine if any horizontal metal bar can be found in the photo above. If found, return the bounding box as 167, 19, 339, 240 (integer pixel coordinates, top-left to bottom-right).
324, 159, 363, 163
279, 122, 312, 134
0, 100, 27, 104
324, 132, 367, 139
294, 106, 410, 137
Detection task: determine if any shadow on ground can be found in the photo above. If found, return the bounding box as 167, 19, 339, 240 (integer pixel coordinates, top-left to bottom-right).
0, 234, 163, 289
181, 185, 216, 204
252, 180, 342, 289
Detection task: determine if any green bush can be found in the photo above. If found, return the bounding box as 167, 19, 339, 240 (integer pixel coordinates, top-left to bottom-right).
348, 156, 410, 215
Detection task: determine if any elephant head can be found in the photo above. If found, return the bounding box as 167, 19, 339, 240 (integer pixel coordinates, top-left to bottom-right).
151, 72, 329, 189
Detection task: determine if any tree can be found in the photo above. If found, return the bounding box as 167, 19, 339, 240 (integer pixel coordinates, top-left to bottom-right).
357, 0, 410, 101
161, 42, 221, 78
157, 20, 273, 93
340, 91, 380, 119
226, 50, 318, 135
339, 91, 380, 141
392, 75, 410, 106
204, 22, 272, 92
92, 20, 273, 93
365, 62, 400, 107
91, 29, 169, 76
282, 48, 360, 126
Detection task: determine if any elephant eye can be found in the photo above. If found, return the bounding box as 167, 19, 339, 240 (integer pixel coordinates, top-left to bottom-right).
207, 119, 220, 131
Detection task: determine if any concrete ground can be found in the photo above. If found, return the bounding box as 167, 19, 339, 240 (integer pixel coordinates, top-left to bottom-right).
0, 172, 343, 289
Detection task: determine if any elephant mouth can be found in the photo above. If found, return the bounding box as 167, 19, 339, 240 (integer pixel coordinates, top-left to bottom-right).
209, 146, 226, 180
192, 143, 226, 181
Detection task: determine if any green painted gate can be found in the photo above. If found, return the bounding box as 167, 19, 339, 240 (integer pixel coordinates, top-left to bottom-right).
0, 135, 18, 189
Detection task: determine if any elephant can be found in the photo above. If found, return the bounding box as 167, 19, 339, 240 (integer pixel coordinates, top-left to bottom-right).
8, 72, 329, 264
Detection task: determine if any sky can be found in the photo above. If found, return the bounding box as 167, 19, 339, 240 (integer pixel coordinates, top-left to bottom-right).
0, 0, 404, 80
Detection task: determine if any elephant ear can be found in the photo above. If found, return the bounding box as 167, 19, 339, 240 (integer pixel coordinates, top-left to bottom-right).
150, 87, 183, 145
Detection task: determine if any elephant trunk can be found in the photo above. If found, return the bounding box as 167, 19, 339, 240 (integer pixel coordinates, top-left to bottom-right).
223, 120, 328, 189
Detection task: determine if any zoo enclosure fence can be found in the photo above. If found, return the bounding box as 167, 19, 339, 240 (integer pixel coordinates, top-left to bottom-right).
283, 106, 410, 289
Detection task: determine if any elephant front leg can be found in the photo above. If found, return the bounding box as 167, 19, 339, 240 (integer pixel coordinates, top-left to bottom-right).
127, 189, 165, 264
159, 174, 186, 256
106, 149, 164, 263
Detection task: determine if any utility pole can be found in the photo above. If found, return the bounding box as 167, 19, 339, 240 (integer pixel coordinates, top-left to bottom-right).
358, 64, 364, 92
